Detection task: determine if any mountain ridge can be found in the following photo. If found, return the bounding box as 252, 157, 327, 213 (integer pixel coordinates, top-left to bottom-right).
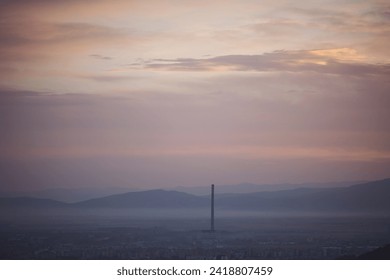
0, 178, 389, 214
0, 181, 365, 202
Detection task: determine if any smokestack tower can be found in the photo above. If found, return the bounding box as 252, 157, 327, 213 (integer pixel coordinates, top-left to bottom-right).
211, 184, 215, 232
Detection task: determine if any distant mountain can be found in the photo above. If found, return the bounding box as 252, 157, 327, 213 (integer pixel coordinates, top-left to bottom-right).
75, 189, 209, 208
73, 178, 390, 213
173, 181, 365, 195
0, 187, 140, 203
0, 197, 67, 209
0, 181, 364, 202
0, 178, 389, 214
215, 178, 390, 213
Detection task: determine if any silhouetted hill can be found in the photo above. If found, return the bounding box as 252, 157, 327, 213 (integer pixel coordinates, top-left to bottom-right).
72, 178, 390, 213
357, 244, 390, 260
339, 244, 390, 260
0, 178, 389, 214
216, 178, 390, 213
0, 197, 67, 209
0, 187, 141, 203
336, 179, 390, 212
75, 189, 209, 208
0, 181, 365, 202
173, 181, 363, 195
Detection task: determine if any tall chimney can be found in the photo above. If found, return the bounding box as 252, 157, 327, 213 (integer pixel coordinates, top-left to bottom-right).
211, 184, 215, 232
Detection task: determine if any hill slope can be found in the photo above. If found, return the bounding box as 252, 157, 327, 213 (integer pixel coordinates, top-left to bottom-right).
75, 189, 209, 208
0, 197, 67, 209
0, 178, 389, 214
216, 178, 390, 213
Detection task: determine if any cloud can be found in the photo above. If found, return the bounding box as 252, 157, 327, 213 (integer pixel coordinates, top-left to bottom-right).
0, 8, 134, 65
135, 49, 390, 77
0, 20, 129, 49
1, 1, 389, 188
1, 80, 390, 189
206, 3, 390, 62
1, 80, 389, 156
289, 4, 390, 32
90, 54, 113, 60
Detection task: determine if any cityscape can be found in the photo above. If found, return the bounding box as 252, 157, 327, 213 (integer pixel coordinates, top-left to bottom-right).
1, 180, 390, 260
1, 209, 389, 260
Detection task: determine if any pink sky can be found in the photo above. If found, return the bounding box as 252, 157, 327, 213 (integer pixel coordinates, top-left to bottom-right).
0, 0, 389, 190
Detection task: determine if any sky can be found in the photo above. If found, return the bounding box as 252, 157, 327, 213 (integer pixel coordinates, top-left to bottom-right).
0, 0, 389, 191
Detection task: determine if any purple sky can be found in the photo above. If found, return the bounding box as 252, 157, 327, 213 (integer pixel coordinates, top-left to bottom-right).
1, 0, 389, 191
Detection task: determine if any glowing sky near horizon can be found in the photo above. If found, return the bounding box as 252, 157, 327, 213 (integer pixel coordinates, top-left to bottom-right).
0, 0, 389, 190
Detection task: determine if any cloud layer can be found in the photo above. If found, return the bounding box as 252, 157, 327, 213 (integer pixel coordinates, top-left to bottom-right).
136, 50, 390, 77
0, 0, 389, 190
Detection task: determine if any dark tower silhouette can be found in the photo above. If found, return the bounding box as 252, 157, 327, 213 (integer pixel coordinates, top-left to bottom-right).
211, 184, 215, 232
